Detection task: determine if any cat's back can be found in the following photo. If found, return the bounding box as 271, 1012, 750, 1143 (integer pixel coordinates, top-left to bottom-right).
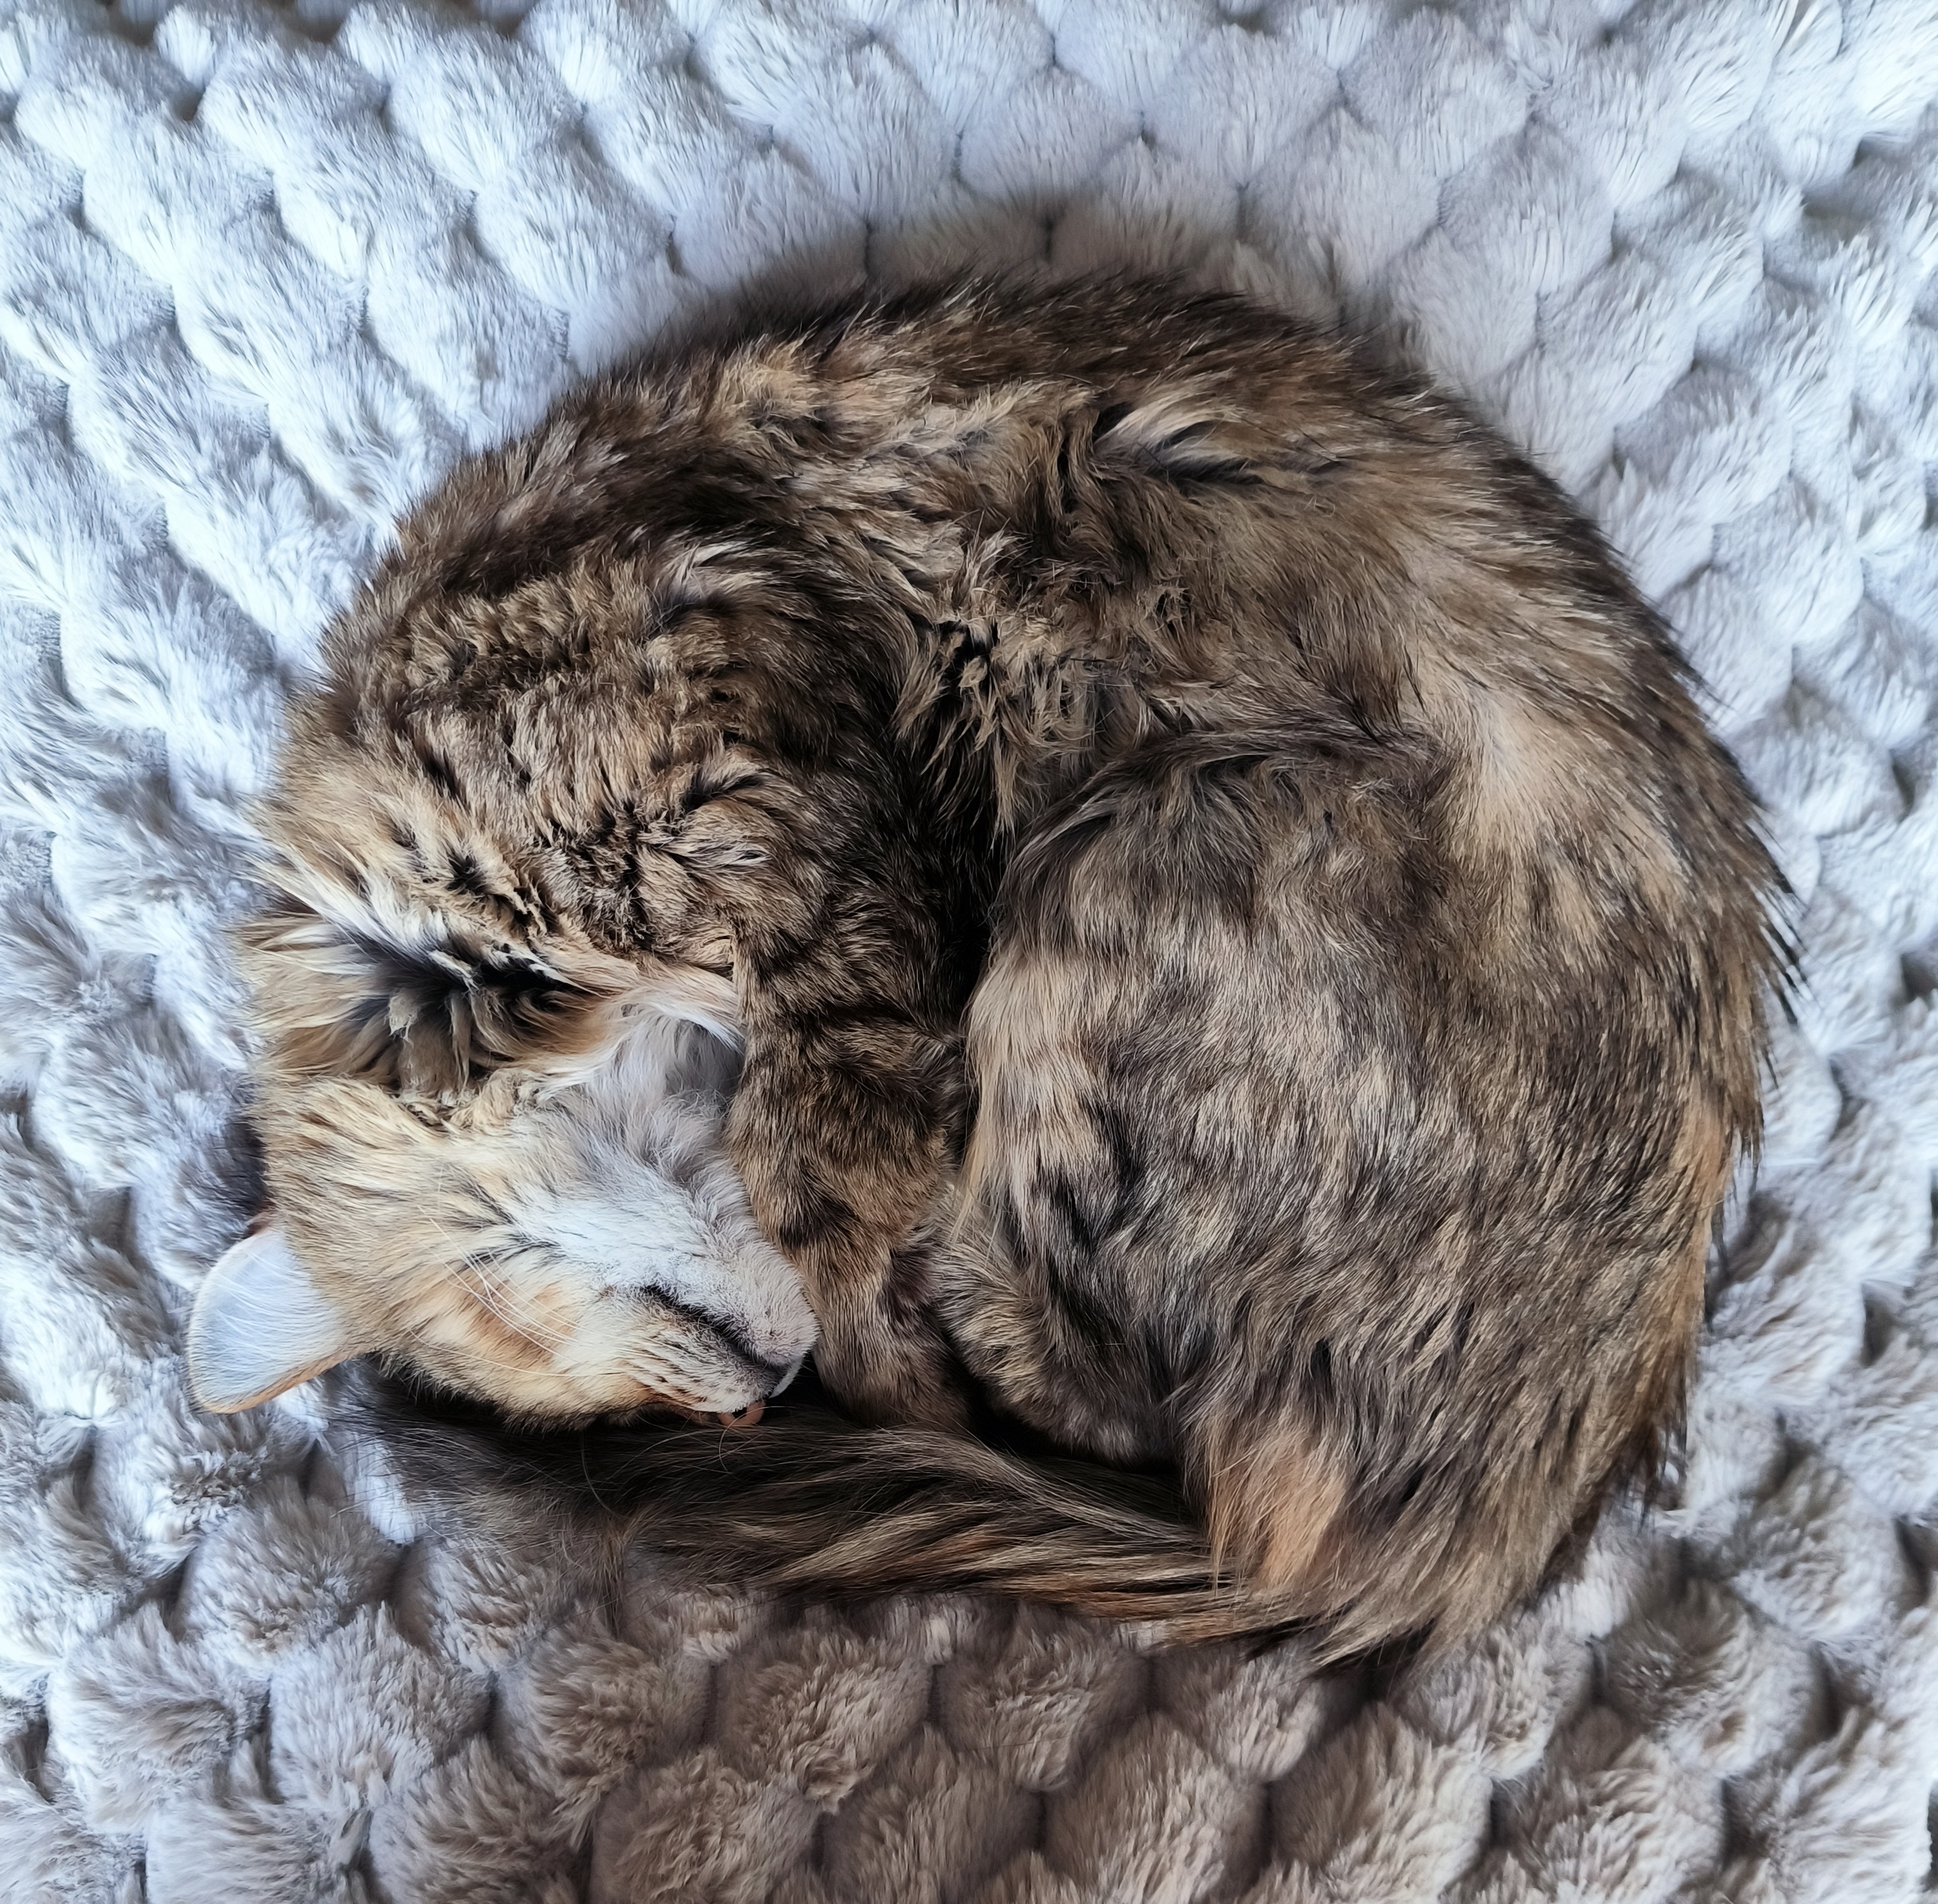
297, 276, 1766, 963
330, 275, 1670, 750
298, 276, 1770, 1049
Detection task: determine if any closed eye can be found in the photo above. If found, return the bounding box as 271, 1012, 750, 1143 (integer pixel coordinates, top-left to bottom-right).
629, 1288, 797, 1384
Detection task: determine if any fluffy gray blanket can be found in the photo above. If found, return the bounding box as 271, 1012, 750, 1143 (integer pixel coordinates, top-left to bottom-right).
3, 0, 1937, 1898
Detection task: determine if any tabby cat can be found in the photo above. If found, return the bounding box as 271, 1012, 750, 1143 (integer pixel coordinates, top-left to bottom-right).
188, 276, 1781, 1654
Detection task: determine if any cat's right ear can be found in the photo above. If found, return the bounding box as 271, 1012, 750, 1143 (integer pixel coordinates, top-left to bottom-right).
187, 1225, 362, 1413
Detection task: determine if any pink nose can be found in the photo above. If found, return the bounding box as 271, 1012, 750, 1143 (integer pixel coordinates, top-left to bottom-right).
715, 1400, 764, 1428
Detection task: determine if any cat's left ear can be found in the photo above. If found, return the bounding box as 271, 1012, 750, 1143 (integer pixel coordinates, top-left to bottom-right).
187, 1225, 361, 1412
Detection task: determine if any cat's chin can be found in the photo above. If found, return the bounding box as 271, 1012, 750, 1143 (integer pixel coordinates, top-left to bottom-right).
548, 1387, 773, 1430
671, 1399, 765, 1429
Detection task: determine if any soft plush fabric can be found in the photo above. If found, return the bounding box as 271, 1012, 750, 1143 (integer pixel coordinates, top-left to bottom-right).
3, 0, 1937, 1898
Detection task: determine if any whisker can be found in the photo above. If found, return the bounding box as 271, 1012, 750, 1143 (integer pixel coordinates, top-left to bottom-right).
457, 1250, 575, 1352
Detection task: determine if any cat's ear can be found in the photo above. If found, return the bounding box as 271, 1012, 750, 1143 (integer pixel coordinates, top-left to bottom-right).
187, 1226, 360, 1412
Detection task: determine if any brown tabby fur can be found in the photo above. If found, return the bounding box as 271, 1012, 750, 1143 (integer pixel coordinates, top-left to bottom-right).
210, 276, 1782, 1655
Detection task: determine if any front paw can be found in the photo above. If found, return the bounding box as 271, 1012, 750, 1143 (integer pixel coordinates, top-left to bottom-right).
812, 1316, 969, 1433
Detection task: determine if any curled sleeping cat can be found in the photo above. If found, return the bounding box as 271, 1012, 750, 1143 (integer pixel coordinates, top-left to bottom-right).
187, 276, 1781, 1655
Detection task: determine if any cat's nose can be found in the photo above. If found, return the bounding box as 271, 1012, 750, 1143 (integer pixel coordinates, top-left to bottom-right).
705, 1343, 804, 1428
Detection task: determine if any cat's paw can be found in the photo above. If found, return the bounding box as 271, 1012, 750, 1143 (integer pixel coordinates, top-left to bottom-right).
812, 1318, 970, 1432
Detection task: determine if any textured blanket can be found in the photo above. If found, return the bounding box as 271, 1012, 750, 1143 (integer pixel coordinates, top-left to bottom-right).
4, 0, 1938, 1898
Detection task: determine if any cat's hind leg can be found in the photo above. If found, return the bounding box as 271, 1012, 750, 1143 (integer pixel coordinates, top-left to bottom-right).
943, 716, 1727, 1646
937, 732, 1382, 1602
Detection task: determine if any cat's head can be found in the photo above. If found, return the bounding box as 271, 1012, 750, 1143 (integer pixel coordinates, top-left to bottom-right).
187, 811, 817, 1425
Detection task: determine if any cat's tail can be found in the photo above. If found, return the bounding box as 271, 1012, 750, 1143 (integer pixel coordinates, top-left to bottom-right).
331, 1365, 1324, 1648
